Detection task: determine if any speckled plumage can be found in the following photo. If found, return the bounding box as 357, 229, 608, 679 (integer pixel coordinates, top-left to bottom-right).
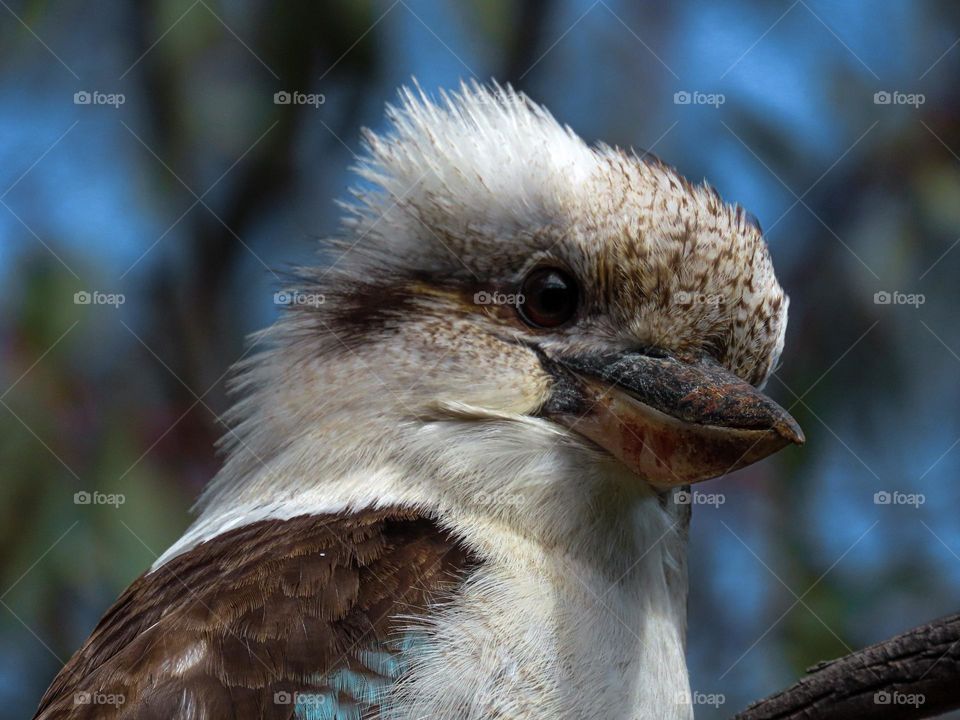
37, 83, 793, 720
339, 82, 787, 385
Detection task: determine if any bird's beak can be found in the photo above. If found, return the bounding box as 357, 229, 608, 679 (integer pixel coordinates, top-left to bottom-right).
540, 350, 804, 489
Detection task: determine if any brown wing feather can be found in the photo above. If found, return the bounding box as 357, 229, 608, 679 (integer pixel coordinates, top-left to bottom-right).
34, 509, 470, 719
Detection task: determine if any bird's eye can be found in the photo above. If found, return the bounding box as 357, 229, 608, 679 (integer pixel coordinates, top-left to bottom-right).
517, 267, 579, 328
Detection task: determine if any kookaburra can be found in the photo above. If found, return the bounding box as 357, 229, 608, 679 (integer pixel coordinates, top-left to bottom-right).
37, 83, 802, 720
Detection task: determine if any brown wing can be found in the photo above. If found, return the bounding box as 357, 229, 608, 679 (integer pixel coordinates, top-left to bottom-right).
34, 509, 470, 719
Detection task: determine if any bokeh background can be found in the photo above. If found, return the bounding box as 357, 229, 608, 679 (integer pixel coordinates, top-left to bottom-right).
2, 1, 959, 717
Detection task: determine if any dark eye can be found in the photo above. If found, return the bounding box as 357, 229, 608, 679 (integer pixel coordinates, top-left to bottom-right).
517, 267, 579, 328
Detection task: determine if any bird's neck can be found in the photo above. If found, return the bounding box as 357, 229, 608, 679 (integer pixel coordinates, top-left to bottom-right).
155, 413, 693, 717
403, 491, 693, 719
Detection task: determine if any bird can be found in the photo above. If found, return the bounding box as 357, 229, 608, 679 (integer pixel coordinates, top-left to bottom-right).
36, 82, 803, 720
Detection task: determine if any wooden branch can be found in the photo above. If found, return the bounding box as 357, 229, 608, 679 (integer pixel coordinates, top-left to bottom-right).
734, 613, 960, 719
126, 1, 374, 401
500, 0, 556, 87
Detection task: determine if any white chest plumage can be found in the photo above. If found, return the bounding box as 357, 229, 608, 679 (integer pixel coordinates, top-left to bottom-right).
383, 494, 691, 720
152, 418, 695, 719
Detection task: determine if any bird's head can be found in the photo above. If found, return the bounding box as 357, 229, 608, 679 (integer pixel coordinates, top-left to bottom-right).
208, 83, 802, 529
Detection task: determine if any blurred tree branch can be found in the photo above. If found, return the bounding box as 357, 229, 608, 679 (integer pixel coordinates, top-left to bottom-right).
736, 613, 960, 719
500, 0, 556, 87
124, 1, 376, 432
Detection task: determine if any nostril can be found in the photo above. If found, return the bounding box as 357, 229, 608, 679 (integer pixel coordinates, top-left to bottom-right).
636, 346, 670, 359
